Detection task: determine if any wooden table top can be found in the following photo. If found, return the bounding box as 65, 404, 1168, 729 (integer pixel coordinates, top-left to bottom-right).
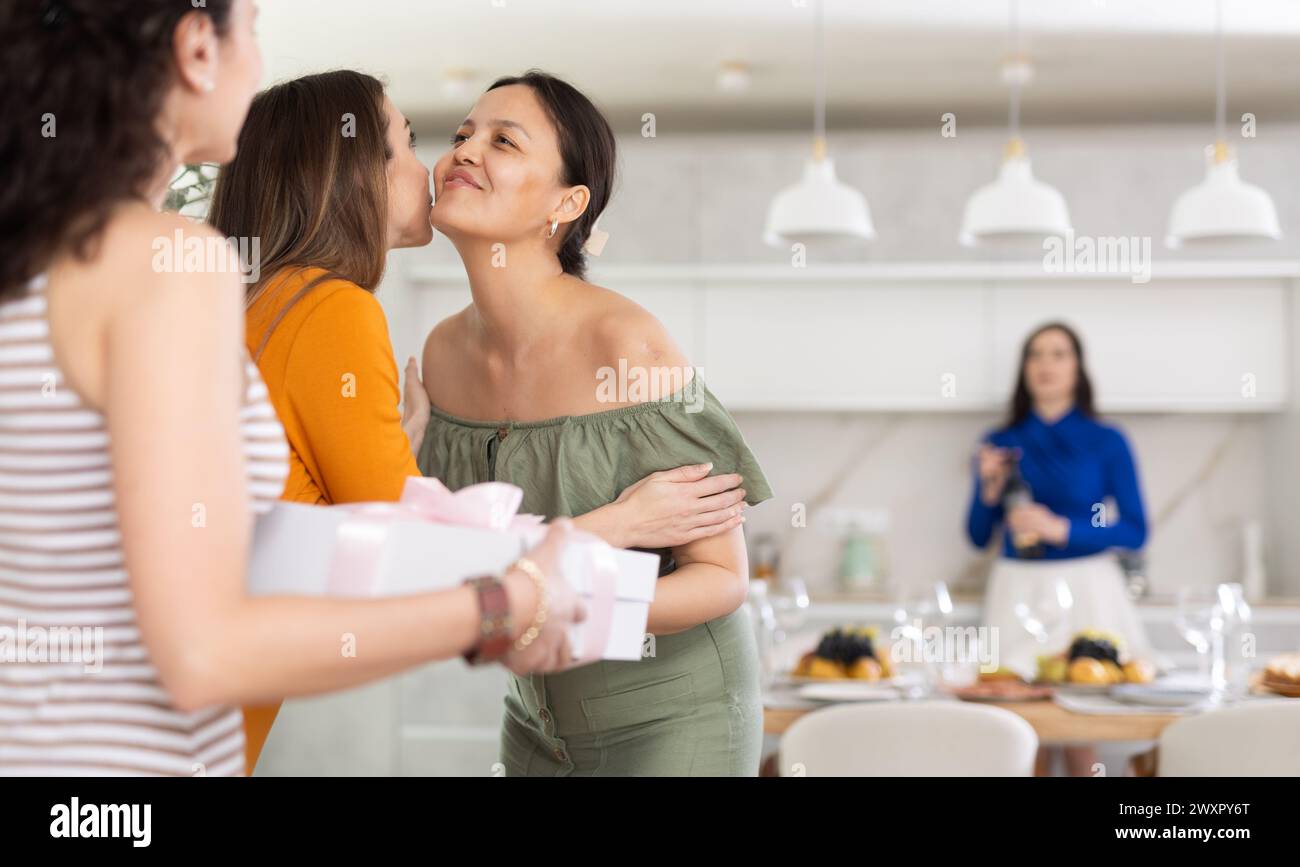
764, 698, 1181, 744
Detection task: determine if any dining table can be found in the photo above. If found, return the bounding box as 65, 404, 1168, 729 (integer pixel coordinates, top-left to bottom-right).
764, 696, 1180, 742
760, 687, 1186, 776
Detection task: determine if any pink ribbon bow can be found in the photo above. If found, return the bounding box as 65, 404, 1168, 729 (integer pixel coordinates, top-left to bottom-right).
325, 477, 615, 663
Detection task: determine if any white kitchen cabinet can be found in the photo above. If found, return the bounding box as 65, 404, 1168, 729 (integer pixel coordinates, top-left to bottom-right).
992, 282, 1289, 412
406, 263, 1296, 414
699, 281, 992, 410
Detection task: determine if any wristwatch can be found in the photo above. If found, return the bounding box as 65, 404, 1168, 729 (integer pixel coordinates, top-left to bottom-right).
463, 574, 513, 665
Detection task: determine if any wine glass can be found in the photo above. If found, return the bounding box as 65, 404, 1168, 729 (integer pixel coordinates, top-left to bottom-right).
1174, 586, 1224, 698
1013, 577, 1074, 646
890, 581, 955, 696
769, 576, 811, 640
745, 580, 780, 690
1214, 583, 1253, 699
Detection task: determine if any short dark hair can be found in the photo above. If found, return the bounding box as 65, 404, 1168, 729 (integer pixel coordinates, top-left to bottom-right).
0, 0, 235, 301
487, 70, 616, 280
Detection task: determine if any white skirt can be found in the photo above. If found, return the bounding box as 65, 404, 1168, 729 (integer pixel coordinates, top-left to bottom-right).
983, 553, 1154, 679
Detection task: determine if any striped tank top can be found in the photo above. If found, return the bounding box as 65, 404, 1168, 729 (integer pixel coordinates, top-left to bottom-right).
0, 275, 289, 776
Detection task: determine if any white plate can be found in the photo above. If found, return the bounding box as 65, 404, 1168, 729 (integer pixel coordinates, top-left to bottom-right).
781, 673, 905, 687
1110, 683, 1210, 707
796, 682, 900, 703
1041, 680, 1112, 694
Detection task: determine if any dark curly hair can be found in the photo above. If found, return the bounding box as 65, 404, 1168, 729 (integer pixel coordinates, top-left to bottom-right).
487, 71, 616, 280
0, 0, 234, 302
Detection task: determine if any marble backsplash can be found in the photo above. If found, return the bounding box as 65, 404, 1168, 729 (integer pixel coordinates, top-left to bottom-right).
730, 409, 1285, 600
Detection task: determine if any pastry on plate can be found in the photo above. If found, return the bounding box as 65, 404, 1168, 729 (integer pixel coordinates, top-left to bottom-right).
1036, 628, 1155, 686
791, 626, 893, 680
1260, 653, 1300, 696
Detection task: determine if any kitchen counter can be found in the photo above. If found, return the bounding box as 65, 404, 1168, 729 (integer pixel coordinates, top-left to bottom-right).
801, 594, 1300, 622
774, 594, 1300, 665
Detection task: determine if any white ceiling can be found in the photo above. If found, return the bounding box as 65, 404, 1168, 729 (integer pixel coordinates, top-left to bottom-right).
258, 0, 1300, 132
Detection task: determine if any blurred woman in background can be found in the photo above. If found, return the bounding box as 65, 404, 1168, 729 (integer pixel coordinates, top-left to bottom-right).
967, 322, 1153, 776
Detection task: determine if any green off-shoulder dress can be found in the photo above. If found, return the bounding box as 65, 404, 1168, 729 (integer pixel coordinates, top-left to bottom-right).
417, 376, 773, 776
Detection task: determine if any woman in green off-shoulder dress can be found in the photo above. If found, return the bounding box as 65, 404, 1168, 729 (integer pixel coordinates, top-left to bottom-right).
418, 376, 772, 776
412, 73, 774, 775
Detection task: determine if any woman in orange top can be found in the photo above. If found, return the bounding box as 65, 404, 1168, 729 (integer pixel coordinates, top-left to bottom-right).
209, 71, 750, 774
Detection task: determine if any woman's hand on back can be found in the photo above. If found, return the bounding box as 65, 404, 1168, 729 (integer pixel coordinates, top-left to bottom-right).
604, 464, 747, 549
401, 356, 431, 455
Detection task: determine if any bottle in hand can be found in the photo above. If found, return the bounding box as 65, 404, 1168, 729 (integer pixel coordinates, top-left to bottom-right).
1002, 461, 1043, 558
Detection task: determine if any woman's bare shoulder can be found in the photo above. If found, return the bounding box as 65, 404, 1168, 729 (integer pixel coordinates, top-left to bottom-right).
421, 304, 474, 356
583, 282, 691, 372
46, 207, 244, 408
420, 303, 477, 405
53, 206, 242, 329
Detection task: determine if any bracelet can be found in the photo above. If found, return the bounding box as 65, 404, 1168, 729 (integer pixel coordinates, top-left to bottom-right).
462, 575, 512, 666
511, 557, 549, 653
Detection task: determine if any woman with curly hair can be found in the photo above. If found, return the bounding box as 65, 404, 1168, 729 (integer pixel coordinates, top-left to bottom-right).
0, 0, 583, 777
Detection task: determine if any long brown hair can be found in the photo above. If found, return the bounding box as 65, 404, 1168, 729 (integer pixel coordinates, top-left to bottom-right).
208, 70, 390, 308
1005, 321, 1096, 429
0, 0, 234, 302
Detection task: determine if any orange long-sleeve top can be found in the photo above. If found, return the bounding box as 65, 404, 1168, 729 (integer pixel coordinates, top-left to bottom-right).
241, 266, 419, 774
245, 266, 420, 507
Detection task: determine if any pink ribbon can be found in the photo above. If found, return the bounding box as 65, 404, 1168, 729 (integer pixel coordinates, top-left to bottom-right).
572, 536, 617, 663
324, 477, 618, 663
396, 477, 545, 533
327, 507, 400, 598
327, 477, 542, 596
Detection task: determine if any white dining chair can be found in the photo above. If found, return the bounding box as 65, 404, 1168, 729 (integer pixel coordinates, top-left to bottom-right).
778, 701, 1039, 776
1158, 701, 1300, 776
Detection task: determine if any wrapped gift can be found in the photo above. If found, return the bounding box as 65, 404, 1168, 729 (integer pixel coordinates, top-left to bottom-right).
247, 478, 657, 663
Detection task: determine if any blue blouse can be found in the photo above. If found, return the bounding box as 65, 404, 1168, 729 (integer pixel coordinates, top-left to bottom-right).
966, 408, 1147, 560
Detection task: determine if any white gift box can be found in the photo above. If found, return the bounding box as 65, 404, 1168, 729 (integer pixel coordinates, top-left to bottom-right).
247, 501, 658, 662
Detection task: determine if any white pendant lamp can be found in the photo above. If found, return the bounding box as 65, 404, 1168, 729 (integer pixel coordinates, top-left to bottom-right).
959, 0, 1072, 247
763, 0, 874, 247
1165, 0, 1280, 248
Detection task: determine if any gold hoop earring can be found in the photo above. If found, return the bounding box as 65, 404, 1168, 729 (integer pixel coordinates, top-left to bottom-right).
548, 217, 559, 239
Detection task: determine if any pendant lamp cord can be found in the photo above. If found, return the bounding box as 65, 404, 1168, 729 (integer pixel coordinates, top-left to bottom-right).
1008, 0, 1022, 142
1214, 0, 1226, 144
813, 0, 827, 157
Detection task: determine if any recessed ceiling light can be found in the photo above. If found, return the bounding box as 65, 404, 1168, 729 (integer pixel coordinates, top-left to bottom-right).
717, 61, 752, 94
442, 69, 474, 100
999, 53, 1034, 88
